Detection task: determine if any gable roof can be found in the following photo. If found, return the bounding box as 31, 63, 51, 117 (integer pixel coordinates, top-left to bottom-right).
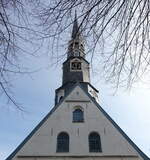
6, 82, 150, 160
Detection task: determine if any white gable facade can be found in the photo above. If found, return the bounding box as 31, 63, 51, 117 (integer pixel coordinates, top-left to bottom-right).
7, 84, 149, 160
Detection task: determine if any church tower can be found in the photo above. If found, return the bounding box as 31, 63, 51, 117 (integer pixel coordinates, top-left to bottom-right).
55, 13, 98, 105
6, 13, 149, 160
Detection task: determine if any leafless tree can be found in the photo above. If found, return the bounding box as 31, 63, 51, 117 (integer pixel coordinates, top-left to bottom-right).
1, 0, 150, 109
34, 0, 150, 89
0, 0, 44, 109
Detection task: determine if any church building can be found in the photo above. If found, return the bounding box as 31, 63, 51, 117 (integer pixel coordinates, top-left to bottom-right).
6, 13, 150, 160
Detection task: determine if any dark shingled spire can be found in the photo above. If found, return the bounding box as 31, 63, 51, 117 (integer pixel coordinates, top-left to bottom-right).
67, 11, 85, 58
71, 11, 80, 39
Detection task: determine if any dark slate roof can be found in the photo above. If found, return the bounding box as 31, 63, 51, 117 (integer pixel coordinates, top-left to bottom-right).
6, 82, 150, 160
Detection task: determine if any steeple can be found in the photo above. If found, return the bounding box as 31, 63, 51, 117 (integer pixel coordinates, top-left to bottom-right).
55, 12, 99, 105
63, 13, 89, 84
68, 12, 85, 58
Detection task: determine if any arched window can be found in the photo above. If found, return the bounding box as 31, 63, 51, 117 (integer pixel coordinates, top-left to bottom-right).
57, 132, 69, 152
89, 132, 102, 152
73, 108, 84, 122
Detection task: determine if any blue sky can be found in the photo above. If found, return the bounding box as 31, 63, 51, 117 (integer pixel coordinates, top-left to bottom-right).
1, 42, 150, 160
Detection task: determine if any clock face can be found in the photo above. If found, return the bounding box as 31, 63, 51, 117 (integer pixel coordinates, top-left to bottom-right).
71, 61, 81, 70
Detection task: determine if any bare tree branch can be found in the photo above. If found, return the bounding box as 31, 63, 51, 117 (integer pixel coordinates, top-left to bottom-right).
33, 0, 150, 89
1, 0, 150, 109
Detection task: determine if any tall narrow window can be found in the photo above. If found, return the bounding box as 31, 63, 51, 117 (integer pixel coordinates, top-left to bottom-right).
73, 108, 84, 122
89, 132, 102, 152
57, 132, 69, 152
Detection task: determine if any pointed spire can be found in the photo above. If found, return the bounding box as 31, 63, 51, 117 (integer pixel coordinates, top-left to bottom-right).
71, 10, 80, 39
67, 11, 85, 58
